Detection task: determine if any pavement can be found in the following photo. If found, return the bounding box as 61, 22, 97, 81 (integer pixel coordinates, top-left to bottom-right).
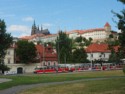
0, 78, 12, 83
0, 76, 125, 94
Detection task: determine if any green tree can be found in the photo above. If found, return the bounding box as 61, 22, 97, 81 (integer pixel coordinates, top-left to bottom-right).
115, 0, 125, 59
118, 0, 125, 4
55, 31, 72, 63
75, 36, 92, 48
0, 19, 13, 73
75, 36, 83, 43
108, 49, 121, 63
16, 40, 37, 64
72, 48, 88, 63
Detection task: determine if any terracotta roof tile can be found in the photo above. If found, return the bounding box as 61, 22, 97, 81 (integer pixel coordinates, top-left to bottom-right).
35, 44, 57, 61
104, 22, 111, 27
20, 34, 45, 40
85, 43, 120, 53
68, 28, 105, 35
86, 43, 110, 53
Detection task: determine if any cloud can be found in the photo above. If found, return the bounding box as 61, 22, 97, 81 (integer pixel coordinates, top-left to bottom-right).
18, 33, 30, 37
22, 17, 34, 22
42, 23, 53, 29
7, 25, 31, 37
8, 25, 31, 32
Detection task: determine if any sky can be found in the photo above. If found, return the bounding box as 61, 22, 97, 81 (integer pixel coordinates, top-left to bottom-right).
0, 0, 124, 37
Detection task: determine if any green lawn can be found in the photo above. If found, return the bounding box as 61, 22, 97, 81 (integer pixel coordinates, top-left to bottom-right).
19, 78, 125, 94
0, 70, 124, 90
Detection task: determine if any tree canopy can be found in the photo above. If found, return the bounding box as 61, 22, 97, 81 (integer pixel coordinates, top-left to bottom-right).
72, 48, 89, 63
75, 36, 92, 48
55, 31, 73, 63
115, 0, 125, 59
0, 19, 13, 73
16, 40, 37, 64
0, 19, 13, 62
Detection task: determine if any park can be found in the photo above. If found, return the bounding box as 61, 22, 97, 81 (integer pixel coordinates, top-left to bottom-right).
0, 70, 125, 94
0, 0, 125, 94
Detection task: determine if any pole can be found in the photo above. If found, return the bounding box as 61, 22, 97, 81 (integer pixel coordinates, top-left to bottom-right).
43, 43, 44, 66
65, 53, 66, 67
91, 43, 93, 70
90, 52, 92, 70
58, 41, 60, 64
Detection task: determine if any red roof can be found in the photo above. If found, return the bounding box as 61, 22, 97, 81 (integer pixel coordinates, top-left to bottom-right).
86, 43, 110, 53
113, 46, 120, 52
68, 28, 105, 35
35, 44, 44, 54
20, 34, 45, 40
35, 44, 58, 61
104, 22, 111, 27
85, 43, 120, 53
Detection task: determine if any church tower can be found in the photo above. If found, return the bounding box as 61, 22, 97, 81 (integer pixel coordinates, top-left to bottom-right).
104, 22, 111, 32
31, 21, 37, 35
31, 21, 50, 35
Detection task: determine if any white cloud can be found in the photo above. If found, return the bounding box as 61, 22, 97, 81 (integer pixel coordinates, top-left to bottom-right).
19, 33, 30, 37
42, 23, 53, 29
7, 25, 31, 37
22, 17, 34, 22
8, 25, 31, 32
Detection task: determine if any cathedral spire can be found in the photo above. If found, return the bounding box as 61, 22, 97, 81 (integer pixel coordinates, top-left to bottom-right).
33, 20, 36, 27
37, 25, 39, 31
41, 25, 43, 31
31, 20, 37, 35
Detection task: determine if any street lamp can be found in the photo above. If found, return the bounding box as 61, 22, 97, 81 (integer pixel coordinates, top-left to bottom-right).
90, 52, 93, 70
57, 41, 60, 64
43, 43, 45, 66
90, 43, 93, 71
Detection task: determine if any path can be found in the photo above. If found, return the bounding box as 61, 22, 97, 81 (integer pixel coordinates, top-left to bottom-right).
0, 78, 12, 83
0, 76, 125, 94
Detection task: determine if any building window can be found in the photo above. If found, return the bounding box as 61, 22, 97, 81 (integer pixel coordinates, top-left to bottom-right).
8, 58, 11, 64
43, 62, 46, 66
103, 54, 105, 57
91, 54, 93, 58
48, 62, 50, 66
54, 62, 56, 66
8, 51, 10, 55
48, 48, 51, 51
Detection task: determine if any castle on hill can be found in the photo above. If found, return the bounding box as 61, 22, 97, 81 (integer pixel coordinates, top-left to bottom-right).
31, 21, 50, 35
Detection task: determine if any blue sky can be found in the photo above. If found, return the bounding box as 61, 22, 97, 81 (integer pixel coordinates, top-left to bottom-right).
0, 0, 124, 37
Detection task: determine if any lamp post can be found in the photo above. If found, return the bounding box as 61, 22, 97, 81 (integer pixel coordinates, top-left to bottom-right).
90, 43, 93, 71
57, 41, 60, 64
43, 43, 45, 66
40, 42, 45, 66
90, 52, 93, 70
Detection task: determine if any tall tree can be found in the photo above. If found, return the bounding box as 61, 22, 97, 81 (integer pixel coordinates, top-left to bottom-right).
115, 0, 125, 59
0, 19, 13, 73
55, 31, 72, 63
108, 48, 120, 63
16, 40, 37, 64
72, 48, 88, 63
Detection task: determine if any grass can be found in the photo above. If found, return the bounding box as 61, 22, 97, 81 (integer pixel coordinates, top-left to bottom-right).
19, 78, 125, 94
0, 70, 124, 90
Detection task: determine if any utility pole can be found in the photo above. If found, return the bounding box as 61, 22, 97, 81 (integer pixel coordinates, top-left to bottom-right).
43, 43, 45, 66
58, 41, 60, 64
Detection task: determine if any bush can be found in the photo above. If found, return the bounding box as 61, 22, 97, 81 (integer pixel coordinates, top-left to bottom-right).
0, 64, 10, 73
